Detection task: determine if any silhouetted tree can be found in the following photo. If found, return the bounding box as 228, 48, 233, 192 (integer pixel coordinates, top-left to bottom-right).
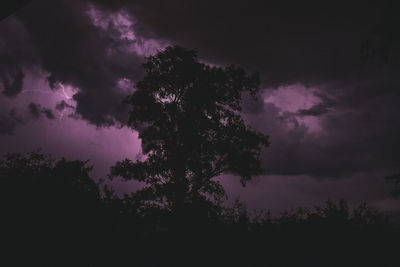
111, 45, 269, 219
0, 151, 105, 266
1, 151, 398, 266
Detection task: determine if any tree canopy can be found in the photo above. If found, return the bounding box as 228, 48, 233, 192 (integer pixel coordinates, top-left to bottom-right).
1, 151, 397, 267
111, 45, 269, 213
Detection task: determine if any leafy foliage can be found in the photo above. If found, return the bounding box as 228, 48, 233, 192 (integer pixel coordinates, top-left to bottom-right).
1, 152, 398, 266
0, 152, 105, 265
111, 45, 269, 212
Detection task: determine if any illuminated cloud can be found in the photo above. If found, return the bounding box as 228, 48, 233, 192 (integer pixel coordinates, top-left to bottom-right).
0, 0, 399, 212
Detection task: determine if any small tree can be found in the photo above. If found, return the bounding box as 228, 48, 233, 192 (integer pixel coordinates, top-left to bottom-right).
111, 46, 269, 215
0, 151, 103, 262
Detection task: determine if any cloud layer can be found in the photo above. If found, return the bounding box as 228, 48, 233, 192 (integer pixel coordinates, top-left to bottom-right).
0, 0, 399, 211
1, 0, 158, 126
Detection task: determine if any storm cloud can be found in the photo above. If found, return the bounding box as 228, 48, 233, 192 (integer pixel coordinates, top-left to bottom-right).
28, 102, 56, 120
0, 112, 17, 135
0, 108, 24, 135
0, 0, 399, 211
83, 0, 400, 177
1, 0, 153, 126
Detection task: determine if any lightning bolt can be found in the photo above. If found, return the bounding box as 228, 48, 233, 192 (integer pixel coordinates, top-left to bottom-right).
19, 83, 75, 120
58, 84, 73, 100
20, 83, 73, 99
55, 84, 74, 119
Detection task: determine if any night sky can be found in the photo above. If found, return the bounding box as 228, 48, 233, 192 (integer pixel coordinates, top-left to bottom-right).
1, 0, 399, 214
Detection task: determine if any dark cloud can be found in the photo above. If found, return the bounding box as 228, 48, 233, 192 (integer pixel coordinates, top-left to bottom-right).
297, 103, 330, 117
0, 16, 38, 98
28, 102, 56, 120
95, 0, 399, 180
1, 69, 24, 98
55, 100, 74, 111
91, 0, 398, 85
0, 113, 17, 135
0, 0, 398, 213
245, 82, 400, 178
41, 108, 55, 120
1, 0, 146, 126
3, 0, 397, 123
1, 0, 399, 183
0, 0, 31, 21
0, 108, 24, 135
90, 0, 400, 178
28, 102, 41, 118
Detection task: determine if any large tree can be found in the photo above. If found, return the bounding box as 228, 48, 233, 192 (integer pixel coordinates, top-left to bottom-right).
111, 46, 269, 215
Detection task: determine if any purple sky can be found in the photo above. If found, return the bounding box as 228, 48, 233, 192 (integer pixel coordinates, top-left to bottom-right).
1, 0, 399, 214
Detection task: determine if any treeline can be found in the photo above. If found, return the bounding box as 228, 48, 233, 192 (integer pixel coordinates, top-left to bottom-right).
1, 152, 398, 267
